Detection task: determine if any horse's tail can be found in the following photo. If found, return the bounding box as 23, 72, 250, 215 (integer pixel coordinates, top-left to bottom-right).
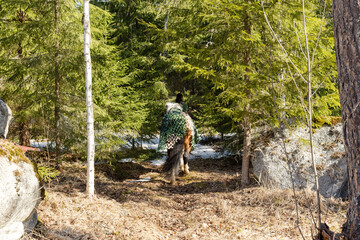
162, 138, 184, 181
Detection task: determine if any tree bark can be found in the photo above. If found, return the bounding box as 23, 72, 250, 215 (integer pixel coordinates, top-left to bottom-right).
54, 0, 61, 162
83, 0, 95, 199
19, 121, 30, 146
333, 1, 360, 239
17, 9, 31, 147
241, 10, 252, 186
17, 44, 30, 146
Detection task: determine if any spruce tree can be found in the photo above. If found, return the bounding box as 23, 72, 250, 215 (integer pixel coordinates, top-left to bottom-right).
107, 0, 170, 145
152, 0, 339, 183
0, 1, 119, 155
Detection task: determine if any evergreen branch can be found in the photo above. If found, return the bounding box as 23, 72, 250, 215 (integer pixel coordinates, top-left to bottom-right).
310, 0, 327, 71
0, 19, 15, 22
311, 67, 333, 98
260, 0, 308, 84
8, 53, 52, 61
0, 17, 34, 22
285, 61, 310, 122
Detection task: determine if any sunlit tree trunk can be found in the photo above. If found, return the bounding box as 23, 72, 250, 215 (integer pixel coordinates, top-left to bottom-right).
17, 9, 31, 147
241, 10, 252, 185
54, 0, 61, 163
83, 0, 95, 199
333, 1, 360, 239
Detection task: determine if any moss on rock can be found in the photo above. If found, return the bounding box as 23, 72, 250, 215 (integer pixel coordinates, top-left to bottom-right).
0, 139, 31, 164
0, 139, 45, 199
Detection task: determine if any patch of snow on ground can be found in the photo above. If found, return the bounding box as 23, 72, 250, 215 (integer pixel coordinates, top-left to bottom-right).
151, 156, 167, 166
141, 138, 159, 150
189, 144, 226, 160
130, 176, 151, 182
117, 158, 135, 163
30, 140, 55, 149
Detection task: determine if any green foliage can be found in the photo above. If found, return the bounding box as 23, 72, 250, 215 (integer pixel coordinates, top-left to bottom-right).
0, 0, 341, 157
161, 0, 338, 126
106, 0, 172, 144
37, 165, 60, 182
97, 148, 163, 163
0, 0, 148, 154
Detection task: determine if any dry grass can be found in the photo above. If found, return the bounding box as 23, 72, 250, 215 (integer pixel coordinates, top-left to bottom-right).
24, 158, 347, 240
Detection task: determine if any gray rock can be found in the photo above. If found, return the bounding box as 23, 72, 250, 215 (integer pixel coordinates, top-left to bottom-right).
0, 140, 43, 240
23, 210, 38, 234
252, 124, 347, 198
0, 99, 12, 139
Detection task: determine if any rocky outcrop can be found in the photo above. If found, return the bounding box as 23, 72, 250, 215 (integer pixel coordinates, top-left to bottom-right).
0, 99, 12, 139
0, 139, 43, 240
252, 124, 347, 198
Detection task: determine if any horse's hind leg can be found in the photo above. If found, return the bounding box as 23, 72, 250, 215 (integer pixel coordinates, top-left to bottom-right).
166, 149, 176, 185
163, 139, 184, 185
183, 149, 190, 175
170, 168, 176, 185
183, 131, 192, 175
179, 148, 185, 172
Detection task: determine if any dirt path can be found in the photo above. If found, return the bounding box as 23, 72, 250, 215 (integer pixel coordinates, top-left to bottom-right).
27, 157, 346, 240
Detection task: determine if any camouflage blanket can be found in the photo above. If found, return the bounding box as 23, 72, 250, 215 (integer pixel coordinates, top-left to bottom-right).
157, 103, 199, 152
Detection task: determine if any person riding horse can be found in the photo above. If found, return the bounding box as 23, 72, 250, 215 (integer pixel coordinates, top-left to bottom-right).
158, 93, 199, 185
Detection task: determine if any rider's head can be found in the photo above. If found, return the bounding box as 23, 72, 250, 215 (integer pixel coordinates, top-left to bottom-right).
176, 93, 184, 103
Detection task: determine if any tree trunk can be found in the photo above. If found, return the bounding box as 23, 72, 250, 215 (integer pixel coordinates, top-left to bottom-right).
17, 10, 31, 147
19, 121, 30, 146
17, 44, 30, 147
83, 0, 95, 199
333, 1, 360, 239
241, 110, 251, 185
241, 10, 252, 186
54, 0, 61, 162
302, 0, 321, 229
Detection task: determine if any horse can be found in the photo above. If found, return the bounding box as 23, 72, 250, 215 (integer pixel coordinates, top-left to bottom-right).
158, 102, 199, 185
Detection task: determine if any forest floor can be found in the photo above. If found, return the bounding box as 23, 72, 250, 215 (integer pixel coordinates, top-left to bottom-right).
24, 150, 347, 240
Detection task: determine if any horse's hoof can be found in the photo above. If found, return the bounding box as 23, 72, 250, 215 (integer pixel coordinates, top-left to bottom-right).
184, 165, 189, 175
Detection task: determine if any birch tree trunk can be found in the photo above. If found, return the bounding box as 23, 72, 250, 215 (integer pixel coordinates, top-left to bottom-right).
302, 0, 321, 229
333, 1, 360, 239
83, 0, 95, 199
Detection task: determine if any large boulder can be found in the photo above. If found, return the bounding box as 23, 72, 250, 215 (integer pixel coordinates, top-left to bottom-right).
0, 139, 43, 240
0, 99, 12, 139
252, 124, 347, 198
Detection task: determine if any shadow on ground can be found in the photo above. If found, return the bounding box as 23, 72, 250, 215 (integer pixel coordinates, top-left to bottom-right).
24, 221, 98, 240
92, 157, 258, 204
95, 162, 159, 181
45, 156, 257, 206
